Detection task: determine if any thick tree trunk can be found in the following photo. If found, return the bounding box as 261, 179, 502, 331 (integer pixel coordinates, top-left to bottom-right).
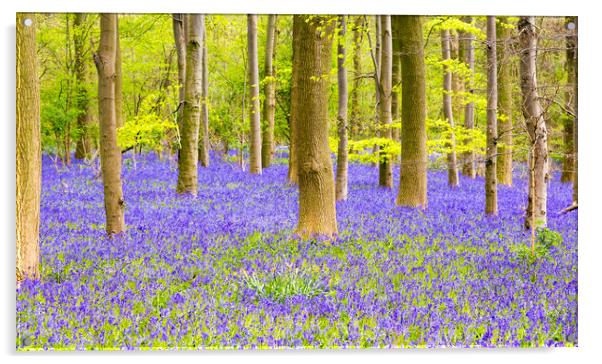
519, 16, 548, 229
335, 16, 349, 201
176, 14, 203, 195
173, 13, 186, 134
247, 15, 262, 174
460, 17, 476, 178
349, 16, 364, 138
94, 13, 125, 235
74, 13, 92, 160
261, 15, 277, 168
199, 16, 210, 167
441, 29, 459, 188
17, 13, 41, 282
115, 15, 123, 129
497, 17, 513, 186
395, 16, 427, 208
293, 15, 338, 238
485, 17, 498, 215
378, 16, 393, 188
561, 16, 577, 183
572, 18, 578, 205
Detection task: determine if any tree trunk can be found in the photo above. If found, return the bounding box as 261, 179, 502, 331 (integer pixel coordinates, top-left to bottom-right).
378, 15, 393, 188
115, 15, 123, 129
561, 16, 577, 183
261, 15, 277, 168
173, 13, 186, 134
391, 20, 401, 144
460, 17, 476, 178
372, 15, 382, 168
485, 17, 498, 215
17, 13, 41, 282
74, 13, 92, 160
497, 17, 513, 186
573, 18, 578, 205
247, 15, 262, 174
349, 16, 364, 138
293, 15, 338, 238
395, 16, 427, 208
441, 29, 459, 188
335, 16, 349, 201
176, 14, 203, 195
288, 16, 300, 185
94, 13, 125, 235
199, 16, 210, 167
519, 16, 548, 229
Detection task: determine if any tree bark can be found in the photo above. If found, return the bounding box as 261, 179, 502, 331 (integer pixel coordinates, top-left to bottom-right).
460, 17, 476, 178
288, 16, 300, 185
335, 16, 349, 201
176, 14, 203, 195
94, 13, 125, 235
395, 16, 427, 208
441, 29, 459, 188
349, 16, 364, 138
497, 17, 513, 186
572, 18, 578, 205
519, 16, 548, 229
247, 15, 262, 174
378, 15, 393, 188
293, 15, 338, 238
261, 15, 277, 168
74, 13, 92, 160
561, 16, 577, 183
115, 15, 123, 129
391, 19, 401, 144
485, 16, 498, 215
173, 13, 186, 134
17, 13, 41, 282
199, 16, 210, 167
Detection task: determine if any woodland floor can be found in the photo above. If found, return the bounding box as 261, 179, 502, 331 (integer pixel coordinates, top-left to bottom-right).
16, 152, 578, 350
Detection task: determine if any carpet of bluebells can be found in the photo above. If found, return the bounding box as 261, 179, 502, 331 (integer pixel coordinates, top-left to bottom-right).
16, 152, 578, 350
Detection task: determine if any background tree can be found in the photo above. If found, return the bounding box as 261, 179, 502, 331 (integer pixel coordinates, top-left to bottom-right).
17, 13, 42, 282
177, 14, 203, 195
572, 18, 578, 205
115, 16, 123, 129
73, 13, 92, 159
460, 16, 476, 178
199, 16, 210, 167
335, 15, 349, 201
519, 16, 548, 229
561, 16, 577, 184
349, 16, 364, 138
247, 14, 262, 174
378, 15, 393, 188
173, 13, 186, 134
294, 15, 337, 238
94, 13, 125, 235
395, 16, 427, 208
441, 28, 459, 188
485, 16, 498, 215
497, 17, 513, 186
288, 17, 300, 185
261, 15, 277, 168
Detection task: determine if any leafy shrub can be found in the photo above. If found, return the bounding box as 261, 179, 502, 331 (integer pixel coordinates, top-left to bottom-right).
241, 268, 326, 303
512, 227, 564, 264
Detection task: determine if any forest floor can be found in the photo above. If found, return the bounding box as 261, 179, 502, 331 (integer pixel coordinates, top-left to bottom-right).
16, 153, 578, 350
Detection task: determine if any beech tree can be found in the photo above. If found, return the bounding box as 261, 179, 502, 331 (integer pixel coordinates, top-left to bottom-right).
287, 17, 299, 185
395, 16, 428, 208
247, 14, 262, 174
115, 15, 123, 128
349, 16, 364, 138
460, 16, 476, 178
573, 18, 578, 205
261, 15, 277, 168
485, 16, 498, 215
335, 15, 349, 201
441, 29, 459, 188
293, 15, 337, 238
17, 13, 41, 282
378, 15, 393, 188
176, 14, 203, 195
94, 13, 125, 234
73, 13, 92, 159
497, 16, 513, 186
199, 17, 210, 167
561, 16, 577, 184
519, 16, 548, 229
173, 13, 186, 132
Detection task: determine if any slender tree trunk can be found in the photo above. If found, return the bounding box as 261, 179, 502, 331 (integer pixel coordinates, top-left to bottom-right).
460, 17, 476, 178
173, 13, 186, 134
349, 16, 364, 138
261, 15, 277, 168
371, 15, 381, 168
573, 18, 578, 205
115, 15, 123, 129
293, 15, 337, 238
199, 16, 210, 167
561, 16, 577, 183
395, 16, 427, 208
74, 13, 92, 160
485, 17, 498, 215
335, 16, 349, 201
497, 17, 513, 186
288, 17, 299, 185
17, 13, 41, 282
94, 13, 125, 235
391, 21, 401, 144
247, 15, 262, 174
441, 29, 459, 188
176, 14, 203, 195
519, 16, 548, 229
378, 15, 393, 188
